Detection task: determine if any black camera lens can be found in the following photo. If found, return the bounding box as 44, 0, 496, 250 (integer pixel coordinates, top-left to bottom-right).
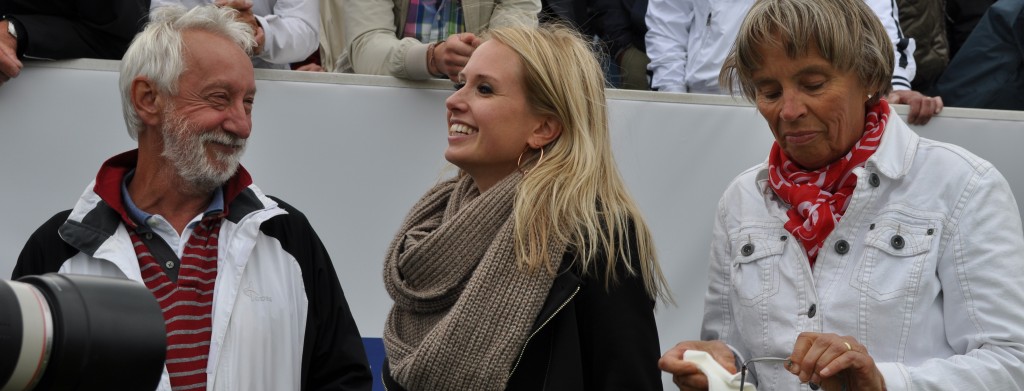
0, 274, 166, 390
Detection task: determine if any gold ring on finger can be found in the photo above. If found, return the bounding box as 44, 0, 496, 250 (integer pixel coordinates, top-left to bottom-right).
844, 342, 853, 352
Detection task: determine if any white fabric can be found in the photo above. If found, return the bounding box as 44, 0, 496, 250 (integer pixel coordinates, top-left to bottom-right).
151, 0, 320, 69
683, 350, 755, 391
644, 0, 916, 93
701, 110, 1024, 390
644, 0, 750, 93
58, 183, 308, 391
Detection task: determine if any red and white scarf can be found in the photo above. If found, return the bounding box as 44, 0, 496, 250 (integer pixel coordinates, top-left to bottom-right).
768, 100, 889, 267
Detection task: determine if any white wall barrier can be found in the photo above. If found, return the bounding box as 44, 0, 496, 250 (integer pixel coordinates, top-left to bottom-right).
3, 60, 1023, 388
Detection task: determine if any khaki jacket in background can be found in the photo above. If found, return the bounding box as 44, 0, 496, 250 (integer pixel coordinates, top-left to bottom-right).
320, 0, 345, 72
895, 0, 949, 92
337, 0, 539, 80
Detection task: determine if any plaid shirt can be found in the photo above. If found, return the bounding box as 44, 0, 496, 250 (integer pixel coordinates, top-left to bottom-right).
403, 0, 466, 42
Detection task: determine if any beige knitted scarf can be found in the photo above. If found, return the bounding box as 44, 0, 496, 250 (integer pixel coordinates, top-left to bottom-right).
383, 172, 565, 390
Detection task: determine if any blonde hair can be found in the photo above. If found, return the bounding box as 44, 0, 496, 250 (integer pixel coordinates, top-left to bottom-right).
484, 24, 668, 301
720, 0, 893, 105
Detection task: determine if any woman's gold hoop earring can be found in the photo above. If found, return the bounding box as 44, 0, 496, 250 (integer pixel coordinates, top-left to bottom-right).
517, 146, 545, 175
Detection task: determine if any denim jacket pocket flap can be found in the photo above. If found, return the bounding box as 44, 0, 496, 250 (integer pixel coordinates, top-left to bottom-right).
863, 224, 931, 257
731, 236, 787, 263
854, 221, 935, 301
730, 234, 786, 306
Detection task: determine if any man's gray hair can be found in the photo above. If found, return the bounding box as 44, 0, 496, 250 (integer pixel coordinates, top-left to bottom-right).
119, 5, 255, 140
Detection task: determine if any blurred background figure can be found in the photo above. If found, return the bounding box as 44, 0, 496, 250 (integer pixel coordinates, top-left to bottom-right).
895, 0, 949, 93
0, 0, 149, 87
946, 0, 998, 58
318, 0, 344, 72
594, 0, 649, 90
645, 0, 944, 125
644, 0, 749, 94
537, 0, 649, 90
339, 0, 539, 81
933, 0, 1023, 111
151, 0, 320, 70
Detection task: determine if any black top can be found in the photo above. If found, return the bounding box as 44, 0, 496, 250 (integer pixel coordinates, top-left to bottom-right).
0, 0, 149, 59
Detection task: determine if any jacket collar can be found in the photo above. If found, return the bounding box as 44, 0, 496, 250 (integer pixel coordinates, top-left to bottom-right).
93, 149, 255, 228
61, 150, 265, 258
755, 107, 920, 194
863, 107, 919, 180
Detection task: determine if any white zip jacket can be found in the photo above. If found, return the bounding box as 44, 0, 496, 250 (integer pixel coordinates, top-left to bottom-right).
645, 0, 916, 93
14, 152, 371, 391
703, 111, 1024, 390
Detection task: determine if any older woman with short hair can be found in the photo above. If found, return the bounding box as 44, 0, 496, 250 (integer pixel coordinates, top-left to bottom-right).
658, 0, 1024, 390
381, 23, 668, 390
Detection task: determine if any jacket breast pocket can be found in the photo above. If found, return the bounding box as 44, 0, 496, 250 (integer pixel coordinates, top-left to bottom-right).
730, 235, 785, 307
852, 219, 936, 301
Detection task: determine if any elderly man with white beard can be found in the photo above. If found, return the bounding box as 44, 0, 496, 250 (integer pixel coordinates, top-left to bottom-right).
11, 5, 372, 391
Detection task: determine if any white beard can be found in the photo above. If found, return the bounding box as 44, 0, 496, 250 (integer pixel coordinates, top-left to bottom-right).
160, 110, 247, 195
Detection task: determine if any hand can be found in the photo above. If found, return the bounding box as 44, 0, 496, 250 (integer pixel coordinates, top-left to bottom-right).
0, 20, 23, 87
252, 22, 265, 55
787, 332, 885, 391
216, 0, 253, 13
887, 90, 943, 125
294, 63, 324, 72
429, 33, 482, 81
216, 0, 256, 25
215, 0, 264, 54
659, 340, 736, 390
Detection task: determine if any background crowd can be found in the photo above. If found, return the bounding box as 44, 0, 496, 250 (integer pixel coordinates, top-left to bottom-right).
1, 0, 1021, 114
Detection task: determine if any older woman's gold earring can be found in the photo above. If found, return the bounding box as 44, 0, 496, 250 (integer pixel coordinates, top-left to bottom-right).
517, 146, 545, 175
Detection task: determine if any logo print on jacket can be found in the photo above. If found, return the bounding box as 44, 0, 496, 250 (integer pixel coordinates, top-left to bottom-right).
244, 282, 273, 302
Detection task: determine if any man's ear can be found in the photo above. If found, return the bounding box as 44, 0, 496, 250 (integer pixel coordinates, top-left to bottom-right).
528, 116, 563, 149
131, 76, 164, 127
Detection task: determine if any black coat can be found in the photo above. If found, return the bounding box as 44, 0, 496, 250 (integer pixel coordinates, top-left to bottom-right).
384, 235, 663, 390
593, 0, 647, 59
0, 0, 149, 59
934, 0, 1024, 110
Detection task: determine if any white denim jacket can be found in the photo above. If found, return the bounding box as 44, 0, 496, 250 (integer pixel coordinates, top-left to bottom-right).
702, 111, 1024, 390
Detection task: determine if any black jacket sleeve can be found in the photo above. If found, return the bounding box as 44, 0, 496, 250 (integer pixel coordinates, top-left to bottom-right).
2, 0, 149, 60
12, 210, 77, 279
575, 232, 663, 390
262, 197, 373, 391
508, 222, 663, 390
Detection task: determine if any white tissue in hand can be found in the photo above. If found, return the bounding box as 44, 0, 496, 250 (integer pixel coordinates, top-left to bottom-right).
682, 350, 755, 391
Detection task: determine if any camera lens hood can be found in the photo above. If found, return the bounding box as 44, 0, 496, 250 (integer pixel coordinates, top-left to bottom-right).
1, 274, 166, 391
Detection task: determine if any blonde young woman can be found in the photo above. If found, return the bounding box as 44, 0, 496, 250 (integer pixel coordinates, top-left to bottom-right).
381, 24, 668, 390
